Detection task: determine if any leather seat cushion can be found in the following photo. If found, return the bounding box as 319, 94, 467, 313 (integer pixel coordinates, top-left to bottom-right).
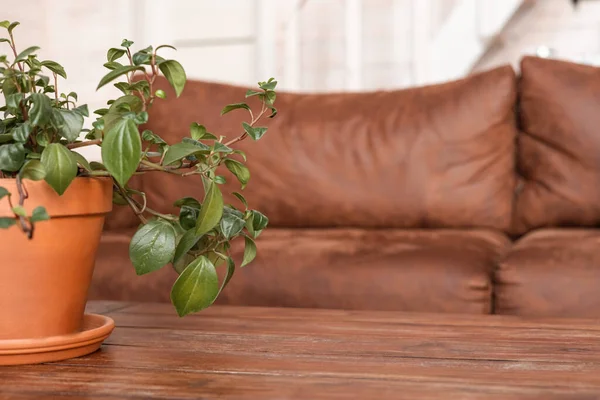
219, 228, 510, 314
495, 229, 600, 318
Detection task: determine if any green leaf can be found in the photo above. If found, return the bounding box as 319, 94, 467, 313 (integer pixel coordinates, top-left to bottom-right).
41, 143, 77, 195
220, 207, 245, 239
101, 118, 141, 186
0, 143, 25, 172
245, 89, 262, 98
195, 183, 223, 236
29, 93, 53, 127
156, 44, 177, 52
141, 129, 166, 145
259, 78, 277, 91
225, 159, 250, 189
232, 192, 248, 208
52, 109, 84, 142
170, 256, 219, 316
7, 21, 19, 34
20, 159, 46, 181
107, 48, 126, 62
103, 61, 123, 70
251, 210, 269, 235
6, 93, 24, 111
162, 140, 209, 166
264, 91, 276, 105
71, 151, 91, 171
0, 187, 10, 199
121, 39, 134, 48
129, 219, 177, 275
0, 134, 12, 145
12, 205, 26, 217
30, 206, 50, 222
0, 21, 10, 28
132, 51, 150, 66
179, 205, 199, 230
158, 60, 186, 97
11, 122, 31, 143
190, 123, 207, 140
174, 197, 202, 209
109, 95, 144, 113
13, 46, 39, 64
218, 257, 236, 295
173, 229, 201, 266
0, 218, 15, 229
212, 142, 233, 154
221, 103, 250, 116
241, 236, 257, 267
40, 60, 67, 79
97, 65, 145, 91
74, 104, 89, 117
155, 89, 166, 99
242, 122, 267, 141
90, 161, 106, 171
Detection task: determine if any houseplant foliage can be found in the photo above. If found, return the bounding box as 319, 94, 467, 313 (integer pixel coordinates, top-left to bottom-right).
0, 21, 277, 316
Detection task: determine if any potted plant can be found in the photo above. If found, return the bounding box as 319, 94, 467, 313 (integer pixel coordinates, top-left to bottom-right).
0, 21, 276, 365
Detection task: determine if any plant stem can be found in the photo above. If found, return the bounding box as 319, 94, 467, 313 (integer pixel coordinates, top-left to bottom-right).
114, 179, 148, 224
8, 31, 24, 72
15, 175, 33, 239
53, 72, 58, 106
66, 139, 102, 149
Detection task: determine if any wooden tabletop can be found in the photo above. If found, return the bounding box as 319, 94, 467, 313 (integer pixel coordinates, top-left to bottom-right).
2, 301, 600, 399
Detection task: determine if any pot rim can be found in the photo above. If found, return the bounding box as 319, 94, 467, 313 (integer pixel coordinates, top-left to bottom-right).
0, 177, 113, 218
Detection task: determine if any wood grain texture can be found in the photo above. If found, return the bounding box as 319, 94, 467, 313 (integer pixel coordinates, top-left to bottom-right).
1, 301, 600, 399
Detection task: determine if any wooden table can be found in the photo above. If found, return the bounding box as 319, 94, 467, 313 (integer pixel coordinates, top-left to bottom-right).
2, 301, 600, 399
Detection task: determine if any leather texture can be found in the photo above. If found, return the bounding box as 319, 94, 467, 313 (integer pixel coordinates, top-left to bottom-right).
94, 58, 600, 318
139, 66, 517, 231
91, 228, 509, 314
89, 231, 176, 303
513, 56, 600, 234
217, 228, 510, 313
495, 229, 600, 318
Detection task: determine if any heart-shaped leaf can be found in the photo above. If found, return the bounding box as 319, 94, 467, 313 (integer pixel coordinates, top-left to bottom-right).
173, 228, 201, 266
220, 207, 245, 239
162, 140, 209, 166
129, 219, 177, 275
158, 60, 186, 97
170, 256, 219, 316
241, 235, 257, 267
101, 118, 141, 186
0, 143, 25, 172
224, 159, 250, 189
41, 143, 77, 195
97, 65, 144, 90
195, 183, 223, 236
52, 109, 84, 142
20, 159, 46, 181
29, 93, 53, 127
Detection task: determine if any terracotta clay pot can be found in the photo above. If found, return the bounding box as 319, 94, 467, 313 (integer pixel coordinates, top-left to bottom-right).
0, 177, 112, 340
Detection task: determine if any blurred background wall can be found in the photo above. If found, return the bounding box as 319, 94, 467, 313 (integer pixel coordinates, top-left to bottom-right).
3, 0, 600, 111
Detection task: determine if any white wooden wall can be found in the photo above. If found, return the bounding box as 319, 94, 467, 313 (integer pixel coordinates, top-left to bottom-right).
3, 0, 599, 101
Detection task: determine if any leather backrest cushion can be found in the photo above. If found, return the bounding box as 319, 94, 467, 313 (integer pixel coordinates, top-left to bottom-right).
142, 66, 517, 230
513, 56, 600, 234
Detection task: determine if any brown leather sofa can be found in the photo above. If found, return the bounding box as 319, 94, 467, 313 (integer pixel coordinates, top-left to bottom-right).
89, 56, 600, 318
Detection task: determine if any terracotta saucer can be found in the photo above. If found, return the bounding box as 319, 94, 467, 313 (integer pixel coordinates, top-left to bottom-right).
0, 314, 114, 366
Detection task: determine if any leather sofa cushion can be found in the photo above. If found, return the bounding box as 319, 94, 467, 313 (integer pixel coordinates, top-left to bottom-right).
89, 231, 175, 302
513, 56, 600, 234
495, 229, 600, 318
91, 229, 509, 314
142, 67, 517, 231
219, 228, 510, 313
